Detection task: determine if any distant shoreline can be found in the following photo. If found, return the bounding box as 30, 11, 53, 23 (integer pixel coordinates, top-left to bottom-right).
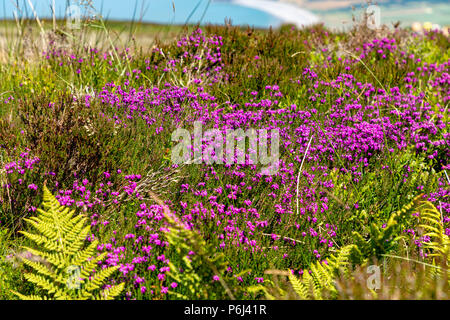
279, 0, 368, 11
229, 0, 449, 29
0, 0, 448, 30
278, 0, 449, 29
232, 0, 319, 27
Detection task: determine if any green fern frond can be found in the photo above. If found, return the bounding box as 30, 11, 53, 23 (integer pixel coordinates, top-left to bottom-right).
14, 186, 124, 300
286, 195, 433, 300
352, 194, 425, 259
246, 285, 276, 300
83, 265, 120, 292
326, 244, 363, 277
12, 291, 46, 300
288, 270, 309, 300
285, 195, 450, 300
417, 200, 449, 265
97, 283, 126, 300
164, 212, 236, 300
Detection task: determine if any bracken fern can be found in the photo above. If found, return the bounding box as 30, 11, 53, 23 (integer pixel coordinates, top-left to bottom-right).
285, 195, 449, 300
418, 200, 449, 263
13, 186, 124, 300
162, 206, 237, 300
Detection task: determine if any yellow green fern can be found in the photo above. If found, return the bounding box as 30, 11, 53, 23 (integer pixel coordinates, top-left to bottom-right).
418, 200, 449, 263
13, 186, 124, 300
288, 244, 363, 300
163, 210, 236, 300
286, 195, 449, 300
416, 198, 450, 289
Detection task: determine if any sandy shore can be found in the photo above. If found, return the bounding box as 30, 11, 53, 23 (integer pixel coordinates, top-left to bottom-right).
279, 0, 372, 11
279, 0, 450, 29
234, 0, 319, 26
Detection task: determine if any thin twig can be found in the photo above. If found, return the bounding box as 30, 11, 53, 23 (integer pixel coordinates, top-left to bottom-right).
296, 135, 313, 216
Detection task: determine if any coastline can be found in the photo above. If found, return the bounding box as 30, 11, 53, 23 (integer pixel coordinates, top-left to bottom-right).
279, 0, 368, 11
278, 0, 450, 29
232, 0, 319, 27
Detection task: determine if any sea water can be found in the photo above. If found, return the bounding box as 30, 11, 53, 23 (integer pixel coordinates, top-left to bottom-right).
0, 0, 282, 28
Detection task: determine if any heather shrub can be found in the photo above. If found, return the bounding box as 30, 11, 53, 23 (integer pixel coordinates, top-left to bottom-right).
0, 17, 448, 300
